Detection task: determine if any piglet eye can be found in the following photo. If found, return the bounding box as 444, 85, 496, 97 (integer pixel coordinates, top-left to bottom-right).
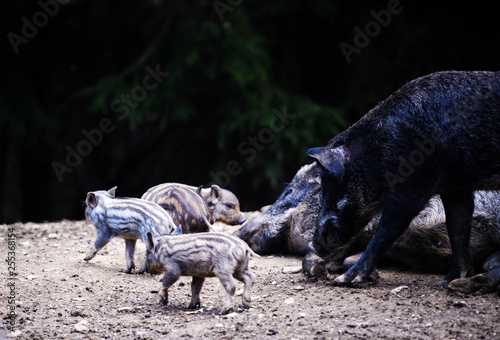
225, 203, 235, 209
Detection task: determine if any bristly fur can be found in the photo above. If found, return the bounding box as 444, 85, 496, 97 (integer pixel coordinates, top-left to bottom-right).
84, 187, 177, 273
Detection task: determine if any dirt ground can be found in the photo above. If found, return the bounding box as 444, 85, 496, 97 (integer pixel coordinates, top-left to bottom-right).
1, 219, 499, 340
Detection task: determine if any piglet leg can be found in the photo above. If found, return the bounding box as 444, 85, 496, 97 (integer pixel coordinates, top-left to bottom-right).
123, 238, 137, 274
188, 277, 205, 309
218, 273, 236, 315
84, 232, 110, 262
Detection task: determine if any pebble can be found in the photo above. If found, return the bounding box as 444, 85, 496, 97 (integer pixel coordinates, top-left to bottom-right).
294, 285, 305, 290
390, 285, 409, 294
74, 320, 88, 332
48, 233, 59, 239
282, 266, 302, 274
284, 297, 294, 304
117, 307, 133, 312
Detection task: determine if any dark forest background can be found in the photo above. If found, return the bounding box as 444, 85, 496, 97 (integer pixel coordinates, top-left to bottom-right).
1, 0, 500, 223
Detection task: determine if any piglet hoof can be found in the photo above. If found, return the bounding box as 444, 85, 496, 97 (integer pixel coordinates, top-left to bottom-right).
160, 296, 168, 306
120, 267, 135, 274
135, 268, 146, 275
83, 252, 95, 262
237, 306, 248, 313
187, 302, 201, 310
219, 307, 234, 315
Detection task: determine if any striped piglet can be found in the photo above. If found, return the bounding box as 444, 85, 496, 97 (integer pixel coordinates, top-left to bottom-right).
142, 184, 212, 233
83, 186, 177, 273
145, 231, 260, 314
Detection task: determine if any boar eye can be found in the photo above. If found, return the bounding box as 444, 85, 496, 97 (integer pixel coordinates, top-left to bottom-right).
225, 203, 235, 210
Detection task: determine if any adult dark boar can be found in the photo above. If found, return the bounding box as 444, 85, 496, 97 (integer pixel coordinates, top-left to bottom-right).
307, 71, 500, 287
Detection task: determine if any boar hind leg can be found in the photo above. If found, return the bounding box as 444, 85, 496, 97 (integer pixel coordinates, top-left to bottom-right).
234, 269, 255, 308
84, 233, 111, 262
188, 277, 205, 309
439, 191, 474, 286
217, 273, 236, 315
123, 239, 137, 274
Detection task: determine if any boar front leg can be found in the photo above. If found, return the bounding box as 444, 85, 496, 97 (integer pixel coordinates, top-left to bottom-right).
84, 232, 111, 262
439, 191, 474, 286
188, 277, 205, 309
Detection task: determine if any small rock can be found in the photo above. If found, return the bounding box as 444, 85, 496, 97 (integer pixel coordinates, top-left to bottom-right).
26, 275, 38, 280
267, 329, 279, 335
390, 285, 409, 294
117, 307, 133, 312
294, 285, 305, 290
284, 297, 294, 304
453, 300, 467, 308
74, 320, 88, 332
9, 330, 22, 338
282, 266, 302, 274
19, 241, 30, 247
48, 233, 59, 239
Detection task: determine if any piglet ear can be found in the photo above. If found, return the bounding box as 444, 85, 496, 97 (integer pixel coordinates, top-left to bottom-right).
210, 185, 221, 199
196, 185, 203, 196
86, 193, 98, 209
108, 186, 117, 197
307, 147, 345, 182
147, 232, 155, 250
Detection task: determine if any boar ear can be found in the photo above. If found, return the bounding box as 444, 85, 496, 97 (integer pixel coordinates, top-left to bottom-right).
307, 147, 345, 182
86, 193, 98, 209
210, 185, 221, 199
108, 186, 117, 197
196, 185, 203, 196
146, 232, 155, 250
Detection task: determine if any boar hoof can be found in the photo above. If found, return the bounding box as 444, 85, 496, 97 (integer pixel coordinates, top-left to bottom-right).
333, 273, 350, 285
219, 307, 233, 315
187, 302, 201, 310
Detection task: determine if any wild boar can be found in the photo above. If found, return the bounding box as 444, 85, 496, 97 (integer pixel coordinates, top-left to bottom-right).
307, 71, 500, 287
142, 183, 245, 225
145, 231, 260, 314
83, 186, 177, 273
142, 184, 212, 233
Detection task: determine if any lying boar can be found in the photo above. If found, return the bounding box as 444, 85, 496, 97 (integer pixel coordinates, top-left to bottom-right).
142, 184, 212, 233
237, 162, 500, 294
308, 71, 500, 287
145, 231, 260, 314
84, 187, 177, 273
236, 163, 322, 255
142, 183, 245, 225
